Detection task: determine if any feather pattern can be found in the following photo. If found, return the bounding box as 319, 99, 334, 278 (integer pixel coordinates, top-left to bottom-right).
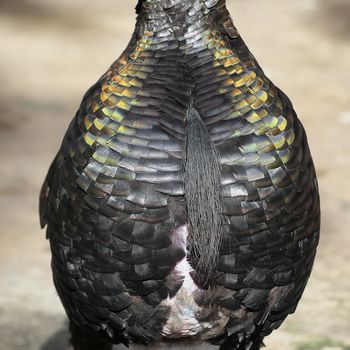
40, 1, 320, 349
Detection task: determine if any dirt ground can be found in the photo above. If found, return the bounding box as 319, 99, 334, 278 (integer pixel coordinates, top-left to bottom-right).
0, 0, 349, 349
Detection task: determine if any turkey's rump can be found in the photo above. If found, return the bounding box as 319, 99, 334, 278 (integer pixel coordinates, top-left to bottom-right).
40, 0, 320, 349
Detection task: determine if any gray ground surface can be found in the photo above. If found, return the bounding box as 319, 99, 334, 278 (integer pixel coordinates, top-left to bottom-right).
0, 0, 350, 349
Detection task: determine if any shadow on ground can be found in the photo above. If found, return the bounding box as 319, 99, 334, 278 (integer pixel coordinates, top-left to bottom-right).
40, 327, 218, 350
41, 328, 69, 350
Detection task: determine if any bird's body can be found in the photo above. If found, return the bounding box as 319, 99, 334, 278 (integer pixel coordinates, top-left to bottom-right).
40, 1, 320, 349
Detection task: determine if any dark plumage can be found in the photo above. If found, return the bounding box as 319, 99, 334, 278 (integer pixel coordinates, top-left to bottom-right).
184, 106, 226, 285
40, 1, 320, 349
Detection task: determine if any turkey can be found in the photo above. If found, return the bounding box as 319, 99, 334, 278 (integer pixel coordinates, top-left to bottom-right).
40, 1, 320, 349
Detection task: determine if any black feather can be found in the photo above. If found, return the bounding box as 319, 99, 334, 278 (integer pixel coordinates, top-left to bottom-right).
184, 106, 226, 285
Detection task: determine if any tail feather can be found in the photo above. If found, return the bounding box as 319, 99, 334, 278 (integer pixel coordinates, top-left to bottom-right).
184, 106, 225, 284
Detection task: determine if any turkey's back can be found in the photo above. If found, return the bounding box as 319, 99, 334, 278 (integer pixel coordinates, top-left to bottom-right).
40, 1, 320, 348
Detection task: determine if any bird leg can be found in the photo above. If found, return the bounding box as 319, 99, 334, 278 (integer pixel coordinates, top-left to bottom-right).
219, 337, 263, 350
68, 322, 113, 350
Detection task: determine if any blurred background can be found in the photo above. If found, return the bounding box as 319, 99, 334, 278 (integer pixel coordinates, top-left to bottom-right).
0, 0, 350, 349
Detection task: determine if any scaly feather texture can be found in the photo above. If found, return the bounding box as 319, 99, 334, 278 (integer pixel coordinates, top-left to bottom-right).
40, 1, 320, 349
